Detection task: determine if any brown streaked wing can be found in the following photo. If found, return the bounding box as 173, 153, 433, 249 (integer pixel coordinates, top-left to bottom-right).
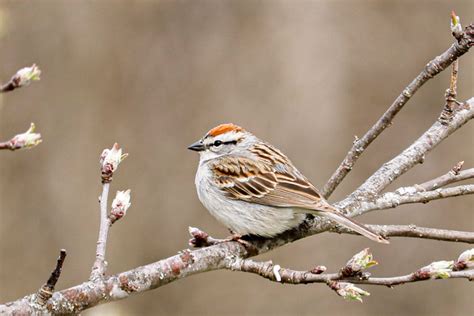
210, 149, 322, 209
211, 156, 278, 200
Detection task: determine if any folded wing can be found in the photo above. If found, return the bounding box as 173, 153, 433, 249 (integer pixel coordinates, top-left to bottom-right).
210, 146, 323, 210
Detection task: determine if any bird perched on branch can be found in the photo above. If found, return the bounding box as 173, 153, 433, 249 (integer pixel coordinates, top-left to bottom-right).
188, 123, 388, 244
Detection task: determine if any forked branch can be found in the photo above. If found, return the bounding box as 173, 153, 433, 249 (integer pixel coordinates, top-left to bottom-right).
322, 22, 474, 198
90, 144, 129, 280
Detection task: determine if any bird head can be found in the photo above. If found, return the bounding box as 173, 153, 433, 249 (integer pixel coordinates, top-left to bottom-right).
188, 123, 255, 160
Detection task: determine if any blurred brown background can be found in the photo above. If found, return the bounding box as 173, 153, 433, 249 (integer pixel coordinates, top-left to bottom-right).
0, 0, 473, 315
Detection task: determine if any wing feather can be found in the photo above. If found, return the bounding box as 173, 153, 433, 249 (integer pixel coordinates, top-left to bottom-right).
209, 143, 322, 209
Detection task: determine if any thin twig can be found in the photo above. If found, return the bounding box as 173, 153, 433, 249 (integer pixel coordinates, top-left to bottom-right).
442, 11, 463, 122
0, 141, 16, 150
90, 144, 128, 280
322, 23, 474, 198
439, 57, 460, 124
90, 182, 111, 280
348, 184, 474, 216
35, 250, 67, 306
334, 225, 474, 244
417, 167, 474, 191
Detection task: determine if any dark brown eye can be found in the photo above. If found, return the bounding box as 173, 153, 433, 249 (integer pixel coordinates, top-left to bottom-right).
213, 140, 222, 147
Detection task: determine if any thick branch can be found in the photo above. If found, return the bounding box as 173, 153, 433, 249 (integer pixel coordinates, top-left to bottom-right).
0, 243, 247, 314
2, 219, 473, 312
322, 23, 474, 198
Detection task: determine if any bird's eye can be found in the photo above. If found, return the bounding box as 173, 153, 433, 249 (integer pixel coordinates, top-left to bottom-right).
213, 140, 222, 147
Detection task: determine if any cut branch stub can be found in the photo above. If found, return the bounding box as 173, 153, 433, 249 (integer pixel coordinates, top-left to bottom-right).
35, 249, 67, 306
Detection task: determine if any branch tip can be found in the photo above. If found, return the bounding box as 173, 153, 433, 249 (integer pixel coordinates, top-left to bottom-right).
454, 248, 474, 270
450, 11, 462, 38
0, 64, 41, 93
0, 123, 42, 151
451, 161, 464, 175
328, 281, 370, 303
100, 143, 128, 183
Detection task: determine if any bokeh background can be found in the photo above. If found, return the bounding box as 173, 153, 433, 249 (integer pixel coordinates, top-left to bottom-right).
0, 1, 473, 315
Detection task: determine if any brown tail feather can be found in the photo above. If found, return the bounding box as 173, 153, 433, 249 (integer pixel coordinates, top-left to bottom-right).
321, 211, 389, 244
302, 203, 389, 244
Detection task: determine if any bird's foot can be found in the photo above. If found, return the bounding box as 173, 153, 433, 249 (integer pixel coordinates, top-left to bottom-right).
222, 233, 258, 254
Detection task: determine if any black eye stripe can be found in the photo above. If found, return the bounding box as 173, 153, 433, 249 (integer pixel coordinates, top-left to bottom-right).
210, 140, 237, 147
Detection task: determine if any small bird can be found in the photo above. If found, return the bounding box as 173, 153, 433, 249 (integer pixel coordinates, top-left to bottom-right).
188, 123, 388, 244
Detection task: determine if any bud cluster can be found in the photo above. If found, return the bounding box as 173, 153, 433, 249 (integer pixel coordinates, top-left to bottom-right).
328, 281, 370, 303
109, 190, 132, 223
415, 260, 454, 280
8, 123, 42, 150
11, 64, 41, 88
340, 248, 378, 277
99, 143, 128, 183
453, 248, 474, 271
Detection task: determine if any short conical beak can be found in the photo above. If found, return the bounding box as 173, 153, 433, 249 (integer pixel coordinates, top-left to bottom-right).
187, 140, 205, 152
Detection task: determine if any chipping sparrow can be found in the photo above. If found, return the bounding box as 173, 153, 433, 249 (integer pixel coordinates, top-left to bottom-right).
188, 123, 388, 244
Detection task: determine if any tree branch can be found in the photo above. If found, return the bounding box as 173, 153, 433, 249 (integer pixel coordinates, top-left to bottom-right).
417, 166, 474, 191
349, 184, 474, 216
3, 245, 472, 312
90, 182, 111, 280
227, 258, 474, 287
341, 97, 474, 209
90, 144, 129, 280
0, 243, 247, 314
322, 23, 474, 198
333, 225, 474, 244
